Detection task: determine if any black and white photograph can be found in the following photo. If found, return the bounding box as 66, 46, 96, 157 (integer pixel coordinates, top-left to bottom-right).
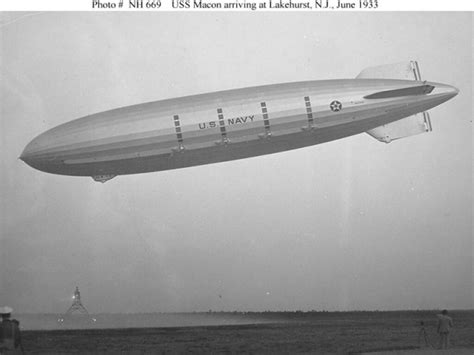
0, 5, 472, 354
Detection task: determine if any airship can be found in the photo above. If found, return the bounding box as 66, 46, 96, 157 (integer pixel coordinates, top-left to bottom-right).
20, 61, 458, 183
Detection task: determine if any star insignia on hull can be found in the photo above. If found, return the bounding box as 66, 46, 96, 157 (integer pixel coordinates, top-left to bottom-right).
330, 100, 342, 112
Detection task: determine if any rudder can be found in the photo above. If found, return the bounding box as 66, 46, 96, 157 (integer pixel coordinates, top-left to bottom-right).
358, 61, 433, 143
357, 60, 422, 81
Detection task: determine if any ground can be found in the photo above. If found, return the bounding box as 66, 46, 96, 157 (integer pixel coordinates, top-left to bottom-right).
21, 310, 474, 354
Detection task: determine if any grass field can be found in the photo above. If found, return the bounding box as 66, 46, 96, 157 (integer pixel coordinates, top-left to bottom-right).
21, 310, 474, 354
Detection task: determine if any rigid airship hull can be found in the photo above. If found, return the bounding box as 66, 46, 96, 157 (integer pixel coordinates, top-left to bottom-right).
20, 74, 458, 182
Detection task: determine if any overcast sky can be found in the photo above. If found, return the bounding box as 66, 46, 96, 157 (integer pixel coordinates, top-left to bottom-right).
0, 12, 472, 313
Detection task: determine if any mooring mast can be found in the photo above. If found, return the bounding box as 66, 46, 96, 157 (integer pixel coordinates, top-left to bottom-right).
65, 286, 89, 315
58, 286, 96, 323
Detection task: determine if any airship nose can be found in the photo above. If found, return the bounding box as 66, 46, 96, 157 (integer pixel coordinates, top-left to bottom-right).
20, 129, 60, 172
20, 133, 44, 160
20, 137, 42, 170
20, 138, 39, 161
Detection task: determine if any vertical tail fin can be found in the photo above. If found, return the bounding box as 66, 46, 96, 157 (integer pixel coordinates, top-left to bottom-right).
359, 61, 433, 143
366, 112, 432, 143
357, 61, 422, 81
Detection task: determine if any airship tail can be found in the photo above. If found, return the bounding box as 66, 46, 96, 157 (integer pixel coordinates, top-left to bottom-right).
365, 111, 432, 143
356, 60, 422, 81
358, 61, 434, 143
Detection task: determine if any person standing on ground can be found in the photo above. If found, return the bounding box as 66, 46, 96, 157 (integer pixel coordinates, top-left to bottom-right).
418, 321, 431, 348
0, 307, 22, 354
437, 309, 453, 349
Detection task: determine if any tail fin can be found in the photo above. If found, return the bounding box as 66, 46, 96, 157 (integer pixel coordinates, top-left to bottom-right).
357, 61, 422, 81
366, 112, 432, 143
359, 61, 433, 143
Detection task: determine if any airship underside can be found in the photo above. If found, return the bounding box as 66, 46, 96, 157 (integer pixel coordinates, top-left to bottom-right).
20, 62, 458, 183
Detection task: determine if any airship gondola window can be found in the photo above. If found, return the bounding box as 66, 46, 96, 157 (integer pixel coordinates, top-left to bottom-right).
364, 85, 435, 99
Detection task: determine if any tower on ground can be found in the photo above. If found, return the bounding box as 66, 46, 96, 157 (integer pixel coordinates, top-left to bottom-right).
65, 286, 89, 315
58, 286, 96, 323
